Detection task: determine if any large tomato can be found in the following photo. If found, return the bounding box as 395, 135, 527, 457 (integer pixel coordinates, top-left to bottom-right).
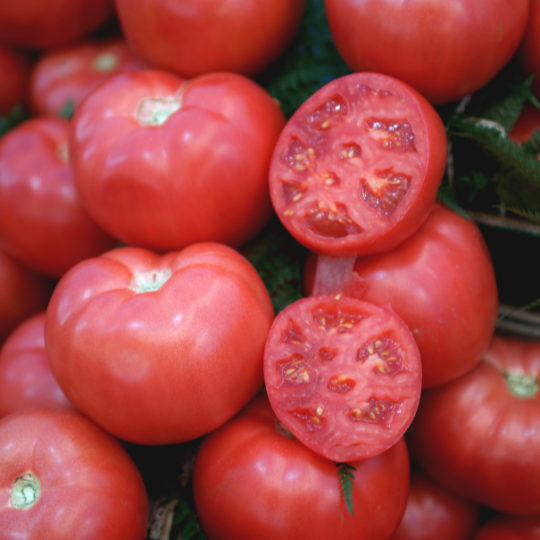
324, 0, 530, 105
0, 116, 116, 278
193, 391, 410, 540
29, 38, 147, 117
45, 243, 274, 445
269, 72, 447, 257
0, 0, 114, 50
407, 335, 540, 515
519, 0, 540, 100
114, 0, 305, 78
69, 70, 285, 251
0, 313, 73, 420
304, 203, 499, 388
0, 45, 30, 115
0, 408, 148, 539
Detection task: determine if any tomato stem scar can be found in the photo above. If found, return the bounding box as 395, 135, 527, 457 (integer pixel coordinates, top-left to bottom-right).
10, 472, 41, 509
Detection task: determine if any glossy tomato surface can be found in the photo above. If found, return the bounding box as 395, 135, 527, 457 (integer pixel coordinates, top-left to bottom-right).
0, 313, 73, 420
324, 0, 529, 105
0, 117, 116, 278
0, 45, 30, 115
0, 0, 115, 50
193, 391, 410, 540
269, 72, 447, 257
0, 408, 148, 540
29, 38, 147, 117
115, 0, 305, 78
390, 470, 480, 540
408, 335, 540, 515
45, 243, 274, 445
305, 203, 499, 388
519, 0, 540, 100
264, 294, 421, 462
473, 515, 540, 540
70, 70, 285, 251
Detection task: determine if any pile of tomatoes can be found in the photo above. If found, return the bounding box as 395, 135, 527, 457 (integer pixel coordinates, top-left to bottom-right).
0, 1, 540, 539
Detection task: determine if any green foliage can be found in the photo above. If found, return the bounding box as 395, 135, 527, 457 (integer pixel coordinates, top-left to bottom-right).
172, 499, 206, 540
0, 104, 28, 138
58, 99, 76, 120
336, 462, 356, 516
148, 495, 206, 540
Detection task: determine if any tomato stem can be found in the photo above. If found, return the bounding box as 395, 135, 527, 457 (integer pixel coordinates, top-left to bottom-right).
10, 472, 41, 509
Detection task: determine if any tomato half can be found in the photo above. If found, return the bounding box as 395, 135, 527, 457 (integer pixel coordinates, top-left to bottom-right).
193, 390, 410, 540
45, 243, 274, 445
407, 335, 540, 515
0, 45, 30, 115
324, 0, 530, 105
0, 408, 148, 539
263, 294, 421, 462
70, 70, 285, 252
519, 0, 540, 101
269, 72, 447, 257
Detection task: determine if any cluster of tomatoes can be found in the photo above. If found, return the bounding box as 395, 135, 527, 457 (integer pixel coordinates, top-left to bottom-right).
0, 1, 540, 539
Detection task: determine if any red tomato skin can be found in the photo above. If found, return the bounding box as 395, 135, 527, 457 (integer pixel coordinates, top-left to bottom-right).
193, 391, 410, 540
29, 38, 147, 117
114, 0, 305, 78
473, 515, 540, 540
305, 203, 499, 388
324, 0, 529, 105
0, 117, 116, 278
45, 243, 274, 445
390, 470, 480, 540
0, 408, 148, 540
269, 72, 447, 257
0, 0, 115, 50
407, 336, 540, 515
519, 0, 540, 101
0, 313, 73, 419
70, 70, 284, 252
509, 103, 540, 145
0, 45, 30, 115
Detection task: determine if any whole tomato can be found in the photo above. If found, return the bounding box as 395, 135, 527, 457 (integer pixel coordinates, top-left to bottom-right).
0, 45, 30, 115
29, 38, 147, 117
45, 243, 274, 445
0, 313, 73, 420
0, 0, 114, 51
407, 335, 540, 515
0, 408, 148, 539
324, 0, 530, 105
519, 0, 540, 101
509, 103, 540, 146
473, 515, 540, 540
69, 70, 285, 252
114, 0, 305, 78
193, 391, 410, 540
0, 116, 116, 278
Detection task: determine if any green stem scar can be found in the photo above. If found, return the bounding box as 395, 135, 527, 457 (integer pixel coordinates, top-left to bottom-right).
11, 472, 41, 509
130, 269, 172, 293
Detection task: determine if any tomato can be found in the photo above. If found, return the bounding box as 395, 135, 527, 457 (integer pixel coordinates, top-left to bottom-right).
390, 470, 480, 540
269, 72, 447, 257
45, 243, 274, 445
0, 0, 115, 50
0, 408, 148, 539
407, 335, 540, 515
324, 0, 530, 105
0, 249, 53, 346
0, 45, 30, 115
114, 0, 305, 78
29, 38, 147, 117
193, 390, 410, 540
69, 70, 285, 252
263, 294, 421, 462
0, 313, 73, 420
509, 103, 540, 146
0, 116, 116, 278
304, 203, 499, 388
519, 0, 540, 101
473, 515, 540, 540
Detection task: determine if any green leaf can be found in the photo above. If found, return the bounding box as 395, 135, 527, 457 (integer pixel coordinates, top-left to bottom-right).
0, 104, 28, 138
336, 462, 356, 516
436, 183, 470, 219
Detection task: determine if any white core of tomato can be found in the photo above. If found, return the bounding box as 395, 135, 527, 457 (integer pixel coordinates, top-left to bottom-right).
130, 269, 172, 293
10, 472, 41, 509
135, 96, 181, 126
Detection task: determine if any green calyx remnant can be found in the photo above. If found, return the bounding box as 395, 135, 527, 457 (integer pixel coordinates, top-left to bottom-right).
505, 372, 539, 398
135, 96, 181, 127
130, 269, 172, 293
92, 53, 118, 73
336, 462, 356, 516
11, 472, 41, 509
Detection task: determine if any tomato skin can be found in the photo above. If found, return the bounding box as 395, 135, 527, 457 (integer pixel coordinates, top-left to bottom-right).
0, 117, 117, 278
45, 243, 274, 445
509, 103, 540, 145
0, 0, 114, 50
70, 70, 284, 252
193, 391, 410, 540
0, 45, 30, 115
0, 408, 148, 540
0, 313, 73, 420
390, 470, 480, 540
407, 335, 540, 515
269, 72, 447, 257
29, 38, 147, 117
324, 0, 529, 105
519, 0, 540, 100
472, 515, 540, 540
114, 0, 305, 78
